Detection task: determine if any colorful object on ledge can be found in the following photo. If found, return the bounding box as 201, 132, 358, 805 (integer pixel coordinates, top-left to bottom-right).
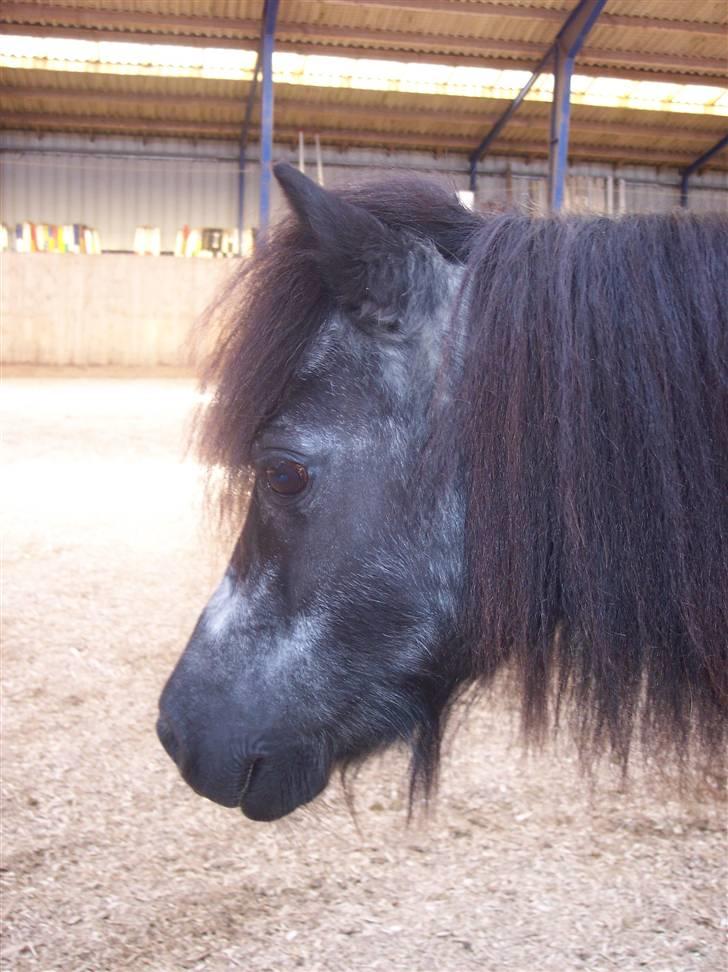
175, 225, 242, 257
12, 222, 101, 254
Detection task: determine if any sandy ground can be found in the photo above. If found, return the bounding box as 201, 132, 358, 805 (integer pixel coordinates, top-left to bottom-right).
1, 375, 725, 972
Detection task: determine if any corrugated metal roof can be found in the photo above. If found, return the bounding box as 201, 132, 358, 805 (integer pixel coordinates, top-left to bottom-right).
0, 1, 726, 169
2, 1, 725, 79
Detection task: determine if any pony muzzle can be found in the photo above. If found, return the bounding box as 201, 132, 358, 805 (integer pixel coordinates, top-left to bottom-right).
156, 707, 332, 820
156, 711, 253, 808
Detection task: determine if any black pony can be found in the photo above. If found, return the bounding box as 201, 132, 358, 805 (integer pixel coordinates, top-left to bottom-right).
158, 164, 727, 821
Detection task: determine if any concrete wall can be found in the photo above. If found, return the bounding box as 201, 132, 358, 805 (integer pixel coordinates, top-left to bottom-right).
1, 252, 233, 366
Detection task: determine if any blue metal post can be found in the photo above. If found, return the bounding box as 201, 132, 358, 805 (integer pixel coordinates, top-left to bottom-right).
548, 0, 607, 211
548, 45, 573, 211
258, 0, 280, 233
680, 132, 728, 208
468, 0, 606, 198
468, 48, 554, 192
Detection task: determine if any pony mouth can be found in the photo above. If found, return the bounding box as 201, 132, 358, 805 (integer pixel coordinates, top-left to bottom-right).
239, 758, 260, 802
238, 753, 333, 822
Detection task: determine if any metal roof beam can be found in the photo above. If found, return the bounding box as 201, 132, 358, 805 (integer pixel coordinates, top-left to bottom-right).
594, 11, 727, 36
680, 132, 728, 206
2, 23, 725, 84
2, 111, 721, 168
0, 11, 546, 59
0, 3, 261, 34
322, 1, 728, 37
4, 1, 727, 39
258, 0, 279, 232
1, 7, 726, 76
468, 47, 554, 189
237, 43, 261, 244
5, 85, 724, 144
469, 0, 606, 192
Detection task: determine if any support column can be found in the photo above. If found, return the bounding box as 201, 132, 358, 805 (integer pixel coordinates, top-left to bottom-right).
468, 0, 605, 201
546, 0, 607, 211
548, 44, 574, 212
259, 0, 280, 233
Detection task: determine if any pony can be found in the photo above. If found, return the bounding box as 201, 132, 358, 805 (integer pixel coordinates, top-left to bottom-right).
157, 163, 727, 821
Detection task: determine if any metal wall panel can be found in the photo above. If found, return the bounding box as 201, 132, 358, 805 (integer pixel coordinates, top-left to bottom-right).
2, 133, 727, 254
689, 187, 728, 215
0, 134, 240, 252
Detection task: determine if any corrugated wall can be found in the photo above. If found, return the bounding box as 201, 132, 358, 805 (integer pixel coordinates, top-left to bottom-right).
0, 136, 242, 253
2, 132, 727, 252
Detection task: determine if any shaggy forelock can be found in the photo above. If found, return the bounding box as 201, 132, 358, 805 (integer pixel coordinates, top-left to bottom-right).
198, 178, 473, 504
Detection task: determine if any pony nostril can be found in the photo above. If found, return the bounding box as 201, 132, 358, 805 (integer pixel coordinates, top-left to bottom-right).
156, 713, 181, 764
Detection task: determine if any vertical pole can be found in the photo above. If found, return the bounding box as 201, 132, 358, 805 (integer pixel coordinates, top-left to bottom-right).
546, 0, 607, 212
617, 177, 626, 215
606, 173, 614, 214
259, 0, 280, 233
469, 0, 604, 196
679, 172, 689, 209
315, 134, 324, 186
469, 157, 478, 194
548, 44, 574, 212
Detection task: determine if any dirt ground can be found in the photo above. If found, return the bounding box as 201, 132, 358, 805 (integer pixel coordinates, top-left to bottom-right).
1, 375, 725, 972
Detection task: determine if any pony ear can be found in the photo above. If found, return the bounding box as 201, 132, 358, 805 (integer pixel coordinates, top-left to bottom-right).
274, 162, 385, 251
273, 162, 415, 331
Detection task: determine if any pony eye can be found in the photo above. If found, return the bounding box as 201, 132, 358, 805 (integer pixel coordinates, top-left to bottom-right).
264, 459, 309, 496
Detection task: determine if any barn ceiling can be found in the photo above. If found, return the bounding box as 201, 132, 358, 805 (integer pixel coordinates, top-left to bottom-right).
1, 0, 727, 170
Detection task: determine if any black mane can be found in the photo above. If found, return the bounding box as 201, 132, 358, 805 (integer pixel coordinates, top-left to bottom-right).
200, 175, 727, 773
456, 209, 727, 766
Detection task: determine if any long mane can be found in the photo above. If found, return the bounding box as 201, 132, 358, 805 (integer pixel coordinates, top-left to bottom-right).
199, 178, 727, 770
456, 210, 727, 767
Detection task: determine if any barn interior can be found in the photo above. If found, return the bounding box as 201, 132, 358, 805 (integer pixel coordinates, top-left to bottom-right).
1, 0, 727, 365
1, 4, 727, 971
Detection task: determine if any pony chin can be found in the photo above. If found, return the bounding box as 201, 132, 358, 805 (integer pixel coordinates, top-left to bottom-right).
240, 752, 333, 822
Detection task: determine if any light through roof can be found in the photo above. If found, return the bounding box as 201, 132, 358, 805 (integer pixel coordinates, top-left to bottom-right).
1, 34, 727, 117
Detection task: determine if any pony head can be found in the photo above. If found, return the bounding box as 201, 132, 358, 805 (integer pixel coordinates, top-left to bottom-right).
157, 165, 469, 819
158, 165, 727, 820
